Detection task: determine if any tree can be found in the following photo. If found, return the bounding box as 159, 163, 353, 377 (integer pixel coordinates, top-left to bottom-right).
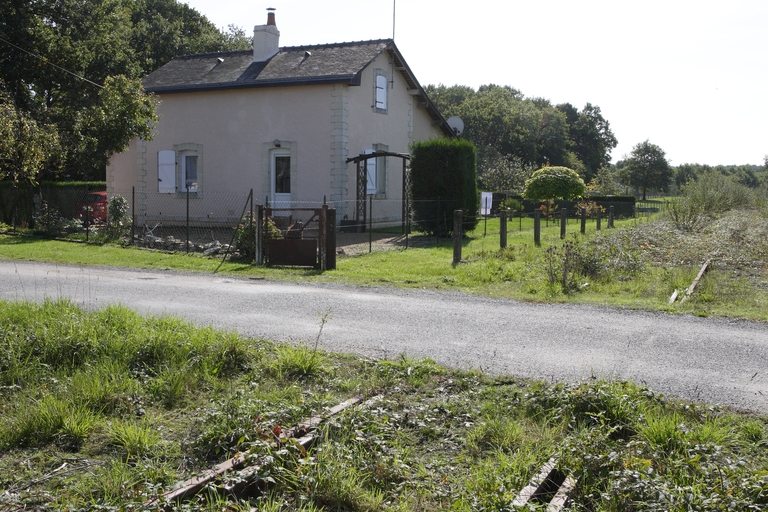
557, 102, 618, 182
476, 145, 536, 193
0, 0, 246, 182
0, 86, 60, 184
522, 166, 586, 202
424, 84, 571, 185
623, 140, 673, 200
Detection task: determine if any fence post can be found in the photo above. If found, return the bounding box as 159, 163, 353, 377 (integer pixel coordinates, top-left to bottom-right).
249, 191, 255, 264
256, 203, 263, 266
131, 186, 135, 245
368, 194, 373, 254
608, 205, 615, 229
560, 208, 566, 239
436, 197, 440, 242
320, 204, 327, 271
326, 206, 336, 270
500, 210, 507, 249
596, 208, 601, 231
186, 184, 190, 253
580, 207, 586, 235
453, 209, 463, 264
534, 210, 541, 246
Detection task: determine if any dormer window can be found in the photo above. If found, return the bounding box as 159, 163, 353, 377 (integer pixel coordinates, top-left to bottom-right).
373, 69, 388, 114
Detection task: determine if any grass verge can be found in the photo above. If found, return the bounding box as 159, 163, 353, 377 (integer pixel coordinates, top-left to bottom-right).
0, 300, 766, 510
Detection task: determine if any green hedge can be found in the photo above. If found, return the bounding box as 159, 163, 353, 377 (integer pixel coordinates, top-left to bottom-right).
410, 139, 478, 235
493, 195, 636, 218
0, 181, 106, 227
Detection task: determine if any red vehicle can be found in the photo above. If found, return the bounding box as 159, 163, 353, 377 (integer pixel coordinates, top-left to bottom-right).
78, 191, 108, 224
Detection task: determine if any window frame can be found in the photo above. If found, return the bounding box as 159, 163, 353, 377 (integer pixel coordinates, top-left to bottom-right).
173, 143, 203, 196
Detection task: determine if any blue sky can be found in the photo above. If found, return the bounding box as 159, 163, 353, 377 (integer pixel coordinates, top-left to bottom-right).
184, 0, 768, 166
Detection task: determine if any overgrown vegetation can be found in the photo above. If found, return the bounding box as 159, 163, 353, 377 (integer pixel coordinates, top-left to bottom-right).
0, 300, 766, 510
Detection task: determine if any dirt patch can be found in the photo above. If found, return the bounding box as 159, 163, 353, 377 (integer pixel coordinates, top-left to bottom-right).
335, 232, 436, 256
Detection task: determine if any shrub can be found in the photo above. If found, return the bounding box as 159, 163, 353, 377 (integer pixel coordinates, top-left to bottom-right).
523, 166, 586, 202
32, 201, 64, 236
667, 172, 758, 232
410, 138, 478, 236
499, 198, 522, 211
104, 195, 131, 240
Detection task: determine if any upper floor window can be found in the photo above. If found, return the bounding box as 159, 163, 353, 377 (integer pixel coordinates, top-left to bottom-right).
373, 69, 388, 114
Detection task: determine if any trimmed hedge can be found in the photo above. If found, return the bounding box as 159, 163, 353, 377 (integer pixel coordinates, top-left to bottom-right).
0, 181, 106, 227
491, 194, 636, 218
410, 139, 478, 236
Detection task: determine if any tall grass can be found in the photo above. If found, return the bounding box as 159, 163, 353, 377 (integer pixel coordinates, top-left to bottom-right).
1, 299, 767, 509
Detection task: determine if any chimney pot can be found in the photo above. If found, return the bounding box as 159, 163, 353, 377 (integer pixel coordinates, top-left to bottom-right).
253, 8, 280, 63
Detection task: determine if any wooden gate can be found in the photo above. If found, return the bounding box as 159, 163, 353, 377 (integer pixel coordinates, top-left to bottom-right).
261, 205, 336, 270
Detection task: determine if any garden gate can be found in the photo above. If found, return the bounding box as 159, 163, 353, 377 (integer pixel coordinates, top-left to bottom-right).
260, 205, 336, 270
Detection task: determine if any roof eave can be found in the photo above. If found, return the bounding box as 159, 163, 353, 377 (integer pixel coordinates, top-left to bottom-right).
384, 42, 455, 138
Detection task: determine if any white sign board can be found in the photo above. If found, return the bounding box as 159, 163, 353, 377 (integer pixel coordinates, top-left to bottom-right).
480, 191, 493, 216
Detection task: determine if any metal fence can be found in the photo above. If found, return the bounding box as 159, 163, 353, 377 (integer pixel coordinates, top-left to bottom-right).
0, 185, 668, 259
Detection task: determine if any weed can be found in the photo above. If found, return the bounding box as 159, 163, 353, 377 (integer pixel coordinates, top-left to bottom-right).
108, 418, 161, 459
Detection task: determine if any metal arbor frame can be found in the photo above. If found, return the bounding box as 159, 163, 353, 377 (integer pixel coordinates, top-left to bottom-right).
346, 151, 411, 233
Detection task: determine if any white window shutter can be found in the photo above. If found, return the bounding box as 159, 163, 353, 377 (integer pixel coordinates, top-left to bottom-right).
375, 74, 387, 110
158, 150, 176, 193
364, 149, 377, 194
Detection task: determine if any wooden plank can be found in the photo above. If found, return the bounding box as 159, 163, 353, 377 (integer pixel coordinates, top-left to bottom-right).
679, 259, 710, 305
512, 457, 559, 506
145, 395, 366, 508
547, 474, 578, 511
668, 289, 679, 304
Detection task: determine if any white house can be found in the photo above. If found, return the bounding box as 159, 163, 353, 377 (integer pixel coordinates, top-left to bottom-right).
107, 10, 452, 228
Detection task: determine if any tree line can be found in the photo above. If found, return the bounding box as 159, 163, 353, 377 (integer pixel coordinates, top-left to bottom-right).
427, 84, 766, 200
2, 1, 765, 196
0, 0, 250, 184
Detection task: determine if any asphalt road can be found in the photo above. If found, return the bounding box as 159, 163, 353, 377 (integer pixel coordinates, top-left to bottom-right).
1, 260, 767, 413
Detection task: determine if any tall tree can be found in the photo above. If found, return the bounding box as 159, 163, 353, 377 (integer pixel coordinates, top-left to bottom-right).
623, 140, 673, 200
557, 102, 617, 182
0, 0, 248, 182
424, 84, 570, 192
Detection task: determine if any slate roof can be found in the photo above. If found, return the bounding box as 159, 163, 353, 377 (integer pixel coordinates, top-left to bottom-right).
142, 39, 453, 137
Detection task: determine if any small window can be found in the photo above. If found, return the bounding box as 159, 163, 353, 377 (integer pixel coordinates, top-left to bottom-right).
173, 143, 203, 195
182, 154, 198, 191
364, 145, 388, 195
274, 155, 291, 194
373, 69, 388, 114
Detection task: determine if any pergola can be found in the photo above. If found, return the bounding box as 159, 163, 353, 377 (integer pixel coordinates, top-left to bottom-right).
346, 151, 410, 233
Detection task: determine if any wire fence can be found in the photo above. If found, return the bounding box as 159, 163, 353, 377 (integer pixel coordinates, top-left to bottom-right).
0, 185, 667, 260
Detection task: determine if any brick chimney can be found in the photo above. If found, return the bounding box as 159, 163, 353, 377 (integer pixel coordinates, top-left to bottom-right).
253, 8, 280, 63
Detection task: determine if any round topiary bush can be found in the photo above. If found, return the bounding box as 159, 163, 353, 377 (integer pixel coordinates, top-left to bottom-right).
522, 166, 586, 201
